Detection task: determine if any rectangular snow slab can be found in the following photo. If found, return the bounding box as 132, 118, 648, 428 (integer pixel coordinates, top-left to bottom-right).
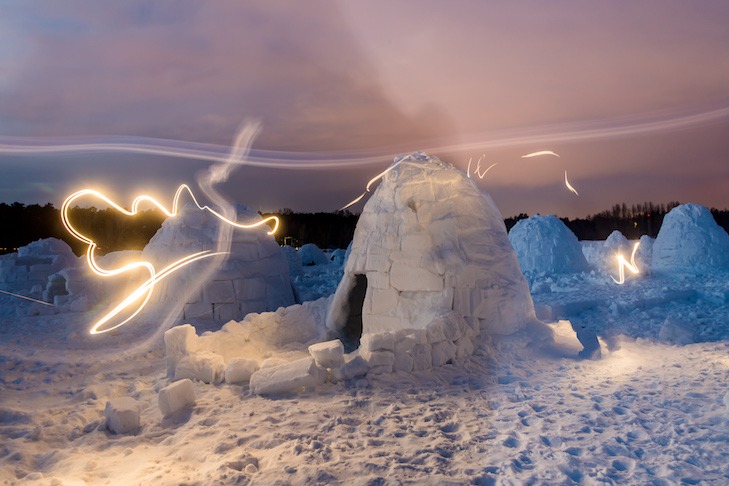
164, 324, 199, 377
158, 379, 196, 417
174, 352, 225, 384
249, 357, 319, 396
105, 397, 140, 434
360, 332, 395, 352
308, 340, 345, 368
330, 354, 369, 383
225, 358, 259, 384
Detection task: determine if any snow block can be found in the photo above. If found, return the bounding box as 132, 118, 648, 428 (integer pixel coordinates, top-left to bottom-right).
308, 339, 345, 369
361, 349, 394, 373
164, 324, 198, 377
658, 317, 695, 345
249, 357, 319, 396
431, 340, 457, 367
174, 352, 225, 384
360, 332, 395, 352
330, 354, 369, 383
412, 344, 432, 371
224, 358, 259, 384
158, 379, 196, 417
105, 397, 141, 434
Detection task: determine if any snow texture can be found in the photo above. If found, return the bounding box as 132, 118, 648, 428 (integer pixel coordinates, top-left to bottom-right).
508, 215, 590, 276
652, 203, 729, 272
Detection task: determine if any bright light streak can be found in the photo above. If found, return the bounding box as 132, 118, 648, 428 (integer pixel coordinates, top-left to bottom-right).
467, 155, 498, 179
0, 289, 54, 306
62, 184, 279, 334
521, 150, 560, 159
564, 171, 579, 196
339, 155, 412, 210
611, 242, 640, 285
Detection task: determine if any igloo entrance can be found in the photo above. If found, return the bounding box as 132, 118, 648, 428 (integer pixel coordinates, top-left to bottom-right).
341, 273, 366, 352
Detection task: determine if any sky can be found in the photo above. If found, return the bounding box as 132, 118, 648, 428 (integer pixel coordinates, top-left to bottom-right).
1, 0, 728, 219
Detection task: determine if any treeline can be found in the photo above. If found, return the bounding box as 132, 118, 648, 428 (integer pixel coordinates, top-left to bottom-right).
0, 202, 165, 256
2, 201, 729, 256
262, 209, 359, 249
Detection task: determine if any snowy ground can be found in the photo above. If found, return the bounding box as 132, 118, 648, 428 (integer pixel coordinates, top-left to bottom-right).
2, 261, 729, 484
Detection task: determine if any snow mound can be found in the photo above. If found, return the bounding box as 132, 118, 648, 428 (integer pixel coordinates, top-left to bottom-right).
328, 152, 544, 343
142, 203, 295, 322
298, 243, 329, 266
508, 215, 589, 275
652, 203, 729, 272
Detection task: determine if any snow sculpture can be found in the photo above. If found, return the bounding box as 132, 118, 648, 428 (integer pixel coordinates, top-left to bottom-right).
143, 203, 295, 322
327, 152, 546, 362
508, 215, 590, 275
652, 203, 729, 272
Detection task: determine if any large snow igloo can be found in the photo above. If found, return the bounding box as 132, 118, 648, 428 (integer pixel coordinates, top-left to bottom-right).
142, 203, 295, 322
652, 203, 729, 272
327, 152, 544, 360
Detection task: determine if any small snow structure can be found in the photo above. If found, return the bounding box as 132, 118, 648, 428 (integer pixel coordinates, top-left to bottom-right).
142, 203, 295, 322
0, 238, 78, 308
508, 215, 589, 276
652, 203, 729, 272
105, 397, 141, 434
298, 243, 329, 266
327, 152, 546, 364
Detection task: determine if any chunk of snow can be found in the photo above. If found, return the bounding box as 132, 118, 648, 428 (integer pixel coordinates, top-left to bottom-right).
330, 354, 369, 383
174, 352, 225, 384
105, 397, 141, 434
360, 332, 395, 352
164, 324, 199, 377
308, 339, 345, 368
158, 379, 196, 417
249, 357, 320, 395
224, 358, 259, 384
658, 317, 695, 345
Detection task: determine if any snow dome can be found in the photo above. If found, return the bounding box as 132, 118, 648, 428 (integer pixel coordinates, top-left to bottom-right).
652, 203, 729, 272
508, 215, 589, 275
327, 152, 543, 345
142, 203, 295, 322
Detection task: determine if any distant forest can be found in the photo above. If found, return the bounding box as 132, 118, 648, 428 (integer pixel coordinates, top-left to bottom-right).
1, 201, 728, 256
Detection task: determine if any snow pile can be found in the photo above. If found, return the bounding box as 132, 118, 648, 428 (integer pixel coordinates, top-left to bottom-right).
0, 238, 77, 308
328, 152, 543, 343
508, 215, 590, 276
652, 203, 729, 272
282, 245, 303, 278
142, 203, 295, 322
298, 243, 329, 266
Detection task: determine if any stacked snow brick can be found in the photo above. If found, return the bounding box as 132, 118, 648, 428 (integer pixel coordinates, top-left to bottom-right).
142, 203, 295, 323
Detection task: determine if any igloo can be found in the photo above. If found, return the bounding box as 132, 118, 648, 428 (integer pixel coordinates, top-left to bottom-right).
508, 215, 590, 275
0, 238, 78, 307
142, 203, 295, 322
652, 203, 729, 272
327, 152, 546, 357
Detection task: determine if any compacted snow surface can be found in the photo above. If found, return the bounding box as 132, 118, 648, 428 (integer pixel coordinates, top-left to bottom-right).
2, 197, 729, 484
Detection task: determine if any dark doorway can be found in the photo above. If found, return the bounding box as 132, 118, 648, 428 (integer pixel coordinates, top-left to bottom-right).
341, 274, 366, 352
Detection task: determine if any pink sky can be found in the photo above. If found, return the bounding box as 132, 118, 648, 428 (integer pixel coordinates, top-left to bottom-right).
1, 1, 728, 218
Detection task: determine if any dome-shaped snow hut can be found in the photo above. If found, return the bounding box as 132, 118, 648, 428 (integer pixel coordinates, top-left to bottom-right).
327, 153, 543, 354
652, 203, 729, 272
143, 203, 295, 322
508, 215, 589, 275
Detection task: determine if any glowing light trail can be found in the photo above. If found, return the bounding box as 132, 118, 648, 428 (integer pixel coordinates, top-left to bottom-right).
564, 171, 580, 196
3, 106, 728, 169
521, 150, 560, 159
62, 185, 279, 334
0, 289, 54, 306
611, 242, 640, 285
467, 155, 498, 179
